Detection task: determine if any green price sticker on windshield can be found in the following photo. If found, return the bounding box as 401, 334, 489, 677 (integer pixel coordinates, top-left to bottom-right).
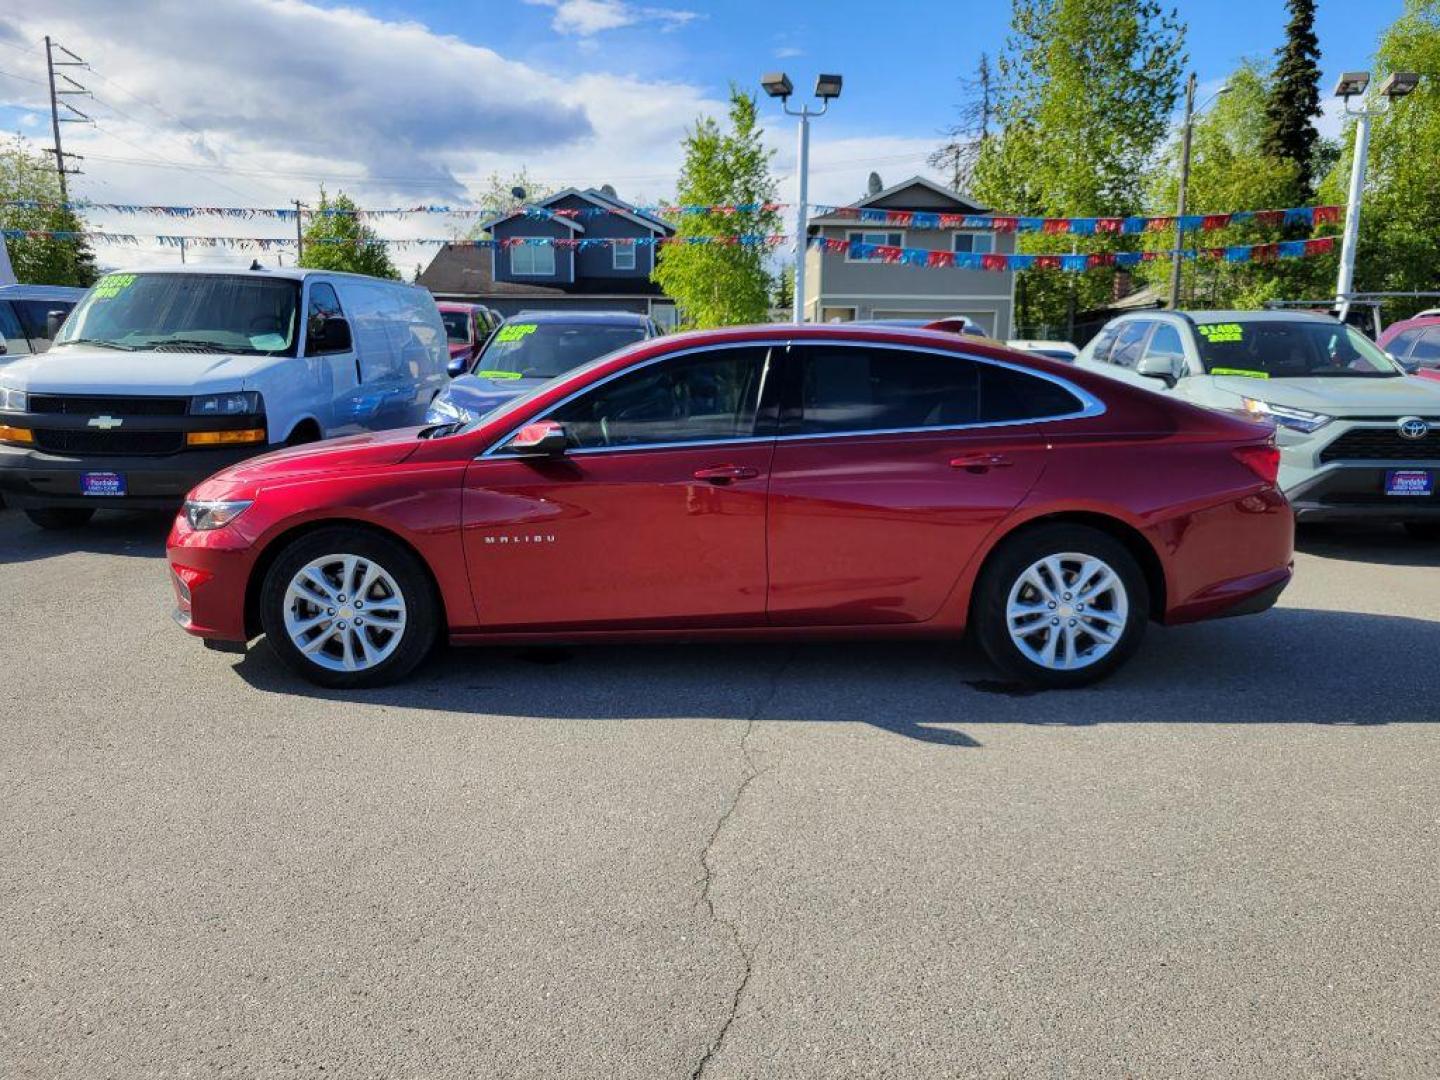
91, 273, 137, 300
496, 323, 537, 343
1197, 322, 1244, 343
1209, 366, 1270, 379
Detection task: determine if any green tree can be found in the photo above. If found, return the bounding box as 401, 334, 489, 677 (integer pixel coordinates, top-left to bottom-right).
1138, 60, 1336, 308
1319, 0, 1440, 321
297, 188, 398, 278
459, 168, 556, 240
652, 87, 779, 328
772, 262, 794, 312
0, 136, 97, 287
1263, 0, 1323, 200
970, 0, 1186, 332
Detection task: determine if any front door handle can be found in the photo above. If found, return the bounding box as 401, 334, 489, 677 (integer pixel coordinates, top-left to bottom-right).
950, 452, 1014, 474
693, 464, 760, 484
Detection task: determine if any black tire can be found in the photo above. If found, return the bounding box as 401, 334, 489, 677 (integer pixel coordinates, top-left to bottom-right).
1404, 521, 1440, 542
971, 524, 1150, 690
259, 527, 439, 688
25, 507, 95, 530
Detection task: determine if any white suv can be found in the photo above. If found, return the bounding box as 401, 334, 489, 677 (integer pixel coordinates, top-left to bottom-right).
0, 266, 447, 529
1075, 310, 1440, 539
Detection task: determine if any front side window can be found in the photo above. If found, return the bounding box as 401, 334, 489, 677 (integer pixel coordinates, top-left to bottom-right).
440, 309, 472, 345
1144, 323, 1185, 360
794, 346, 1082, 435
510, 242, 556, 276
1406, 327, 1440, 369
12, 299, 75, 348
56, 273, 301, 356
1109, 321, 1152, 369
0, 302, 31, 356
1194, 320, 1403, 378
549, 346, 768, 450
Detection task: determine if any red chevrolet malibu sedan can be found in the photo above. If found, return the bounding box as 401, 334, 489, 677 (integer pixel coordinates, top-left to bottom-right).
166, 324, 1292, 689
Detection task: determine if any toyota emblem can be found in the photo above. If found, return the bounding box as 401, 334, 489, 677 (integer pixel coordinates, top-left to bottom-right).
1397, 416, 1430, 440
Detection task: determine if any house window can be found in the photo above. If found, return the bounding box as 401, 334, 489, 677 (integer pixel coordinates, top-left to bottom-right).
952, 232, 995, 255
510, 241, 556, 276
612, 240, 637, 271
846, 231, 904, 261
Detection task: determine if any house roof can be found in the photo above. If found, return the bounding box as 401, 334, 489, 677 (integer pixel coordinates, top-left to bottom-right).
478, 205, 585, 234
580, 187, 674, 234
808, 175, 989, 227
480, 188, 675, 236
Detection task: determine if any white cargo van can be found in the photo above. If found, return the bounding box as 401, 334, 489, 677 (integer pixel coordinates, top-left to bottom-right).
0, 266, 448, 528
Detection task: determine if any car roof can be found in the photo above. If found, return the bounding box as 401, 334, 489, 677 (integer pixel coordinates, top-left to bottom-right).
97, 265, 420, 286
0, 284, 87, 301
505, 310, 651, 326
1117, 308, 1339, 326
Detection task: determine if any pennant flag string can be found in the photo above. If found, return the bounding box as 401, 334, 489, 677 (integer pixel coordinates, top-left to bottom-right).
808, 235, 1337, 271
0, 199, 786, 221
806, 203, 1342, 234
0, 230, 787, 251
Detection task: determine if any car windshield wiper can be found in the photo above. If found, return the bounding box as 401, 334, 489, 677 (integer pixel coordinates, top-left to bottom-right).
139, 338, 234, 352
57, 337, 136, 351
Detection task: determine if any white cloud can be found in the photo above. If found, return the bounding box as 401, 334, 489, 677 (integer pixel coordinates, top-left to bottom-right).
774, 46, 804, 59
524, 0, 699, 36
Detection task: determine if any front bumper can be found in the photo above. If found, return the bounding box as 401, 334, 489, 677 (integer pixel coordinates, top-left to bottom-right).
0, 443, 263, 510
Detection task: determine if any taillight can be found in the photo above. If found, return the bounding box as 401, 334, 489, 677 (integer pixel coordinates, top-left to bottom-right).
1232, 444, 1281, 485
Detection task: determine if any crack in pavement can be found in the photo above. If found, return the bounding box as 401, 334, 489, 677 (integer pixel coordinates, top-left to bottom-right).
687, 648, 795, 1080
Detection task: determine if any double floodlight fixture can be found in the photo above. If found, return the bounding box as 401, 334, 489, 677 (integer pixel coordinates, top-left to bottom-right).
761, 71, 843, 103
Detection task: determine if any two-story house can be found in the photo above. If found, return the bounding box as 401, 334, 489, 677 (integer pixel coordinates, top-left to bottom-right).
803, 176, 1016, 337
418, 187, 678, 326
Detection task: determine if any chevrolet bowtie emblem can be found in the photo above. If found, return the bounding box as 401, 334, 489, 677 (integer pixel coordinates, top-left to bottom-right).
87, 415, 123, 430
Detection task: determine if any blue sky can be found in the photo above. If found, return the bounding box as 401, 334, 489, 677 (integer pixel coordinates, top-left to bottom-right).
0, 0, 1410, 265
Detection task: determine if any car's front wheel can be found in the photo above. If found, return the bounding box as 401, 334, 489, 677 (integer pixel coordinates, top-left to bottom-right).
259, 527, 439, 688
971, 524, 1150, 689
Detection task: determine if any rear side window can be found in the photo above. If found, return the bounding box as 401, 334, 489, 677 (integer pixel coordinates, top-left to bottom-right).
1087, 323, 1121, 362
793, 346, 1083, 434
1385, 328, 1422, 359
1408, 328, 1440, 368
1109, 321, 1151, 368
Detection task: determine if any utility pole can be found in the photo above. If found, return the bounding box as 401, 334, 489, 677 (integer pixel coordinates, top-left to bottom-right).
292, 200, 307, 261
1168, 72, 1196, 310
44, 36, 91, 203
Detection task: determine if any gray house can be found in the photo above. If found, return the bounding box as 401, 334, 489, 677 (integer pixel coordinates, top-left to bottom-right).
803, 176, 1016, 337
418, 188, 678, 325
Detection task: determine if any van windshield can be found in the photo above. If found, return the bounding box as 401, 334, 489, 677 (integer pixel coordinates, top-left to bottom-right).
55, 273, 301, 356
1194, 319, 1403, 379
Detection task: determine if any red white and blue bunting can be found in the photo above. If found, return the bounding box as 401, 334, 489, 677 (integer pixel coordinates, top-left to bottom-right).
810, 235, 1337, 271
0, 199, 784, 221
809, 204, 1342, 234
0, 229, 785, 251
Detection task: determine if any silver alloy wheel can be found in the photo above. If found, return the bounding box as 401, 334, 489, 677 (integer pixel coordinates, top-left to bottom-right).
1004, 552, 1129, 671
282, 554, 408, 672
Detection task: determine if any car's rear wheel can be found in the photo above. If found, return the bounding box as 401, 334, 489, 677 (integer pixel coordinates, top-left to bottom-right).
25, 507, 95, 530
972, 524, 1149, 689
259, 528, 438, 688
1404, 521, 1440, 541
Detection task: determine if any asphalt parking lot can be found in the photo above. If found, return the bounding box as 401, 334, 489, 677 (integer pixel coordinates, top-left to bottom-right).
2, 507, 1439, 1079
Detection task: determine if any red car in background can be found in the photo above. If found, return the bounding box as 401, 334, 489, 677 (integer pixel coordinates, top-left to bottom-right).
167, 325, 1292, 690
1377, 313, 1440, 382
437, 301, 498, 372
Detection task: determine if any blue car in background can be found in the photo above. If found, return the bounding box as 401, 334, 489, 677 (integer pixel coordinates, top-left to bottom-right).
427, 310, 660, 424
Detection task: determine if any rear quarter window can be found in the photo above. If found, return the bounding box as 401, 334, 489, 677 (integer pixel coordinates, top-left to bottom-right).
979, 363, 1086, 422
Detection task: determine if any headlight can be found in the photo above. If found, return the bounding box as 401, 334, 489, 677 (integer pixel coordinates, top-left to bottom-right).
191, 391, 262, 417
425, 395, 469, 424
183, 499, 253, 531
1242, 398, 1332, 433
0, 386, 27, 413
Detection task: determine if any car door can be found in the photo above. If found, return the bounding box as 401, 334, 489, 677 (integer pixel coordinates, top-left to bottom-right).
461, 344, 777, 631
766, 342, 1078, 626
302, 281, 361, 436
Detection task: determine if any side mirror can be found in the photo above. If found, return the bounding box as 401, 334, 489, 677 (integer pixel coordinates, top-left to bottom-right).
1136, 352, 1184, 386
46, 310, 68, 339
309, 315, 352, 355
446, 355, 469, 378
504, 419, 568, 456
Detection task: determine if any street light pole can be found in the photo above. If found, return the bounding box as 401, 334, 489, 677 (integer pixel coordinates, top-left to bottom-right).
1167, 72, 1197, 310
762, 72, 842, 323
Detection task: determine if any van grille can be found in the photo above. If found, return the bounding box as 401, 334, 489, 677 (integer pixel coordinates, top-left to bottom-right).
28, 395, 189, 417
33, 430, 187, 456
1319, 427, 1440, 463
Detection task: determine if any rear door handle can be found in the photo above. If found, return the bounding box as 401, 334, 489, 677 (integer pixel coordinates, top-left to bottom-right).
950, 452, 1014, 473
693, 464, 760, 483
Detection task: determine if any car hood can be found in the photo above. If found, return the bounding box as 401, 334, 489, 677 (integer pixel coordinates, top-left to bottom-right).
0, 346, 277, 396
1211, 374, 1440, 415
441, 374, 549, 416
193, 427, 424, 497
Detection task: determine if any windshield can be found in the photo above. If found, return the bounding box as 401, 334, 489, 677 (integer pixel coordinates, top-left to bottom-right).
1195, 319, 1402, 379
440, 310, 472, 345
56, 273, 301, 356
472, 321, 647, 380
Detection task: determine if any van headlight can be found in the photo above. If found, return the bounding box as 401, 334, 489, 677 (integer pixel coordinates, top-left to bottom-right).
0, 386, 26, 413
1242, 398, 1332, 433
425, 395, 469, 424
191, 391, 262, 416
183, 499, 252, 530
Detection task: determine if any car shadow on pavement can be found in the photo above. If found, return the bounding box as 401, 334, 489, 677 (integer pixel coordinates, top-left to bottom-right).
0, 507, 173, 564
230, 604, 1440, 746
1296, 523, 1440, 568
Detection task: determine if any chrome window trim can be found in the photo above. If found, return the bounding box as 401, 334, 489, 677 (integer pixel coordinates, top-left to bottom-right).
479, 338, 1106, 459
